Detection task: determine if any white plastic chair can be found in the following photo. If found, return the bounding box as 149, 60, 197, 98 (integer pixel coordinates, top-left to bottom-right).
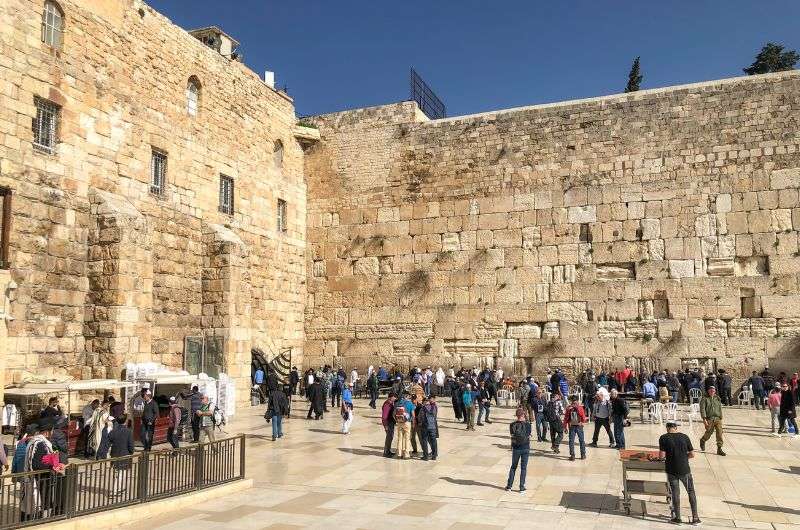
648, 402, 664, 425
497, 389, 514, 407
689, 388, 701, 404
686, 403, 701, 429
738, 386, 753, 406
663, 402, 679, 422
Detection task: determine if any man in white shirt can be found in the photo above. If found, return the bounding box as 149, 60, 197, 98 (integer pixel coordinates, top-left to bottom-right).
350, 368, 359, 387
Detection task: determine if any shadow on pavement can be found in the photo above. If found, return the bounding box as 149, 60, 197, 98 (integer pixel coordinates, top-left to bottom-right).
438, 476, 507, 490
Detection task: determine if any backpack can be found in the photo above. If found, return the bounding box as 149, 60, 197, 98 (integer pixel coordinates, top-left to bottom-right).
545, 400, 560, 422
510, 421, 528, 446
421, 405, 437, 431
569, 407, 581, 426
393, 403, 408, 424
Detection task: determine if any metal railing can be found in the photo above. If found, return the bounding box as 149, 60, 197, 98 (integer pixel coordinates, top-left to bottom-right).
0, 435, 245, 529
410, 67, 446, 120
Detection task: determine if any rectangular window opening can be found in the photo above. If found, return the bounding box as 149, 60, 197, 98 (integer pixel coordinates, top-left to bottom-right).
150, 149, 167, 196
32, 97, 60, 154
579, 223, 592, 243
277, 198, 287, 232
219, 174, 234, 215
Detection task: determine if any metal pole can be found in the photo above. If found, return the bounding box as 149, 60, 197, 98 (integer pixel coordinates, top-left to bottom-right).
239, 434, 246, 480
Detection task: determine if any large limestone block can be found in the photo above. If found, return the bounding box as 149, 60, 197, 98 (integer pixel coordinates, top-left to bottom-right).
771, 168, 800, 190
506, 323, 542, 339
546, 302, 587, 322
668, 260, 695, 279
353, 257, 379, 275
598, 321, 625, 338
706, 257, 734, 277
751, 318, 777, 337
567, 206, 596, 224
595, 263, 635, 281
762, 296, 800, 318
777, 318, 800, 337
542, 321, 560, 338
769, 255, 800, 275
441, 232, 460, 252
606, 299, 638, 321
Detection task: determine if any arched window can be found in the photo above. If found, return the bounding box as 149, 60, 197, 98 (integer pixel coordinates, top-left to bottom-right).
273, 140, 283, 169
41, 1, 64, 49
186, 77, 201, 116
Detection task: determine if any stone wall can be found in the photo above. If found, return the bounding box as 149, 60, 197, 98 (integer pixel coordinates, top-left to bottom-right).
0, 0, 307, 399
305, 72, 800, 384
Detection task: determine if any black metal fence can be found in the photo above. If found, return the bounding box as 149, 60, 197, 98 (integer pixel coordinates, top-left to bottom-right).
410, 67, 446, 120
0, 435, 245, 529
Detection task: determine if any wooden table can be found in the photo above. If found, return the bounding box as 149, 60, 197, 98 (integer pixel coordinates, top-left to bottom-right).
619, 449, 672, 518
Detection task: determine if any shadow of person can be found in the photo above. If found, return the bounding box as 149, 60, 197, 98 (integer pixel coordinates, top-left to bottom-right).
725, 500, 800, 516
338, 447, 385, 457
438, 476, 507, 491
559, 491, 626, 514
775, 466, 800, 475
308, 428, 343, 435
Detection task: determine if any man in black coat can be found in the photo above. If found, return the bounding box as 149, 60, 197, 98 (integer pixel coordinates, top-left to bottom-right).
109, 415, 134, 498
289, 366, 300, 395
141, 391, 159, 451
306, 379, 324, 420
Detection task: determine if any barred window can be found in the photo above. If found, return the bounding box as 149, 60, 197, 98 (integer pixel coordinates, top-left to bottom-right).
41, 1, 64, 49
273, 140, 283, 169
150, 150, 167, 196
219, 174, 234, 215
32, 97, 60, 154
277, 198, 287, 232
186, 77, 200, 116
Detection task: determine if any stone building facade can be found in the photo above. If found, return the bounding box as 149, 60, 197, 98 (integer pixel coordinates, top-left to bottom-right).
0, 0, 309, 398
304, 72, 800, 383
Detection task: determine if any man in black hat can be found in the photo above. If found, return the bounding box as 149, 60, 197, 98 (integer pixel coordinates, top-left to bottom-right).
658, 422, 700, 525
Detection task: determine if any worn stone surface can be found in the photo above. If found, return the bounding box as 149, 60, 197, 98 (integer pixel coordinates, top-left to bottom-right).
1, 0, 307, 401
305, 70, 800, 385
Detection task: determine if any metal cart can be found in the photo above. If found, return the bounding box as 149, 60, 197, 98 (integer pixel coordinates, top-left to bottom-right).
620, 449, 673, 518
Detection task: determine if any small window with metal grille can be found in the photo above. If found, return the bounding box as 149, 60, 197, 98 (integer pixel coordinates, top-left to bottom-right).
32, 97, 60, 154
219, 174, 234, 215
150, 149, 167, 196
41, 1, 64, 49
277, 198, 287, 232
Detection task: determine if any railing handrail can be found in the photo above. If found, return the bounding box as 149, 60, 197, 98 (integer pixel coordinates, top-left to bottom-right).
0, 434, 246, 529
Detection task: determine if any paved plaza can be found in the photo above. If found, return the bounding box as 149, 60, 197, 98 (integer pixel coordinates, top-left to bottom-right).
123, 398, 800, 530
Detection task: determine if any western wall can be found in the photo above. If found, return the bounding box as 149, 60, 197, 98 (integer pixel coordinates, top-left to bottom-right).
304, 71, 800, 384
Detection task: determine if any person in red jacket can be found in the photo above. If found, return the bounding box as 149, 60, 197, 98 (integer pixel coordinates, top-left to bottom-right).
381, 393, 398, 458
563, 395, 587, 461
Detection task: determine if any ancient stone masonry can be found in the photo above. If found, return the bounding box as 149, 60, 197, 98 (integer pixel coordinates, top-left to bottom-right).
0, 0, 307, 402
305, 72, 800, 384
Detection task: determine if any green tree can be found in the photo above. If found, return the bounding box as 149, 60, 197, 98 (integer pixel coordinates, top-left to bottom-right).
625, 56, 642, 93
743, 43, 799, 75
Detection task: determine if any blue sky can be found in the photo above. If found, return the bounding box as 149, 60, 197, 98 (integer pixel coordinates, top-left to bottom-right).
148, 0, 800, 118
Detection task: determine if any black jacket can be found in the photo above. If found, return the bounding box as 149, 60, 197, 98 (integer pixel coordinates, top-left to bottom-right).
142, 399, 159, 424
268, 390, 289, 416
611, 397, 629, 419
109, 425, 134, 458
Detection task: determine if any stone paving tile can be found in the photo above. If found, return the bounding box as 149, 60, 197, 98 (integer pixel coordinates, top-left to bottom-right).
123, 398, 799, 530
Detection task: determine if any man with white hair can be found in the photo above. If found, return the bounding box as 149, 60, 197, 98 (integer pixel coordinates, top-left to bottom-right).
589, 391, 614, 448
